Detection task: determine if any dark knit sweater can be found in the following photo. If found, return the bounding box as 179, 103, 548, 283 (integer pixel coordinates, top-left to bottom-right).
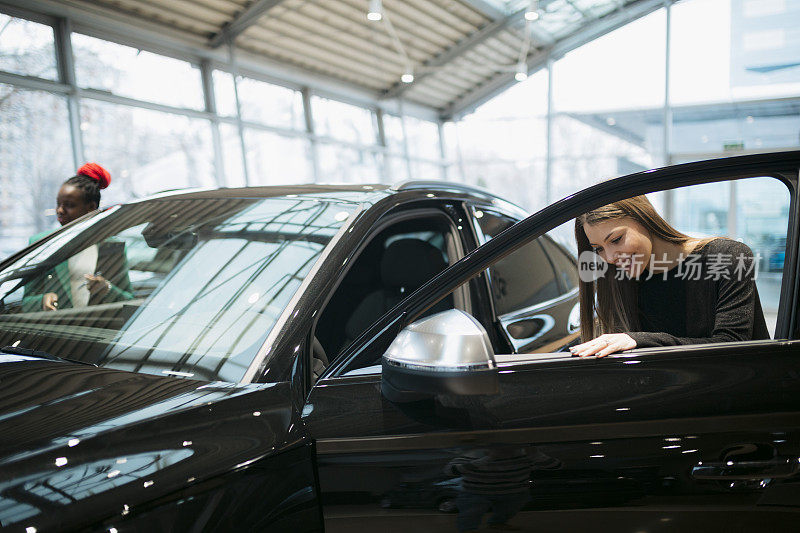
627, 238, 770, 348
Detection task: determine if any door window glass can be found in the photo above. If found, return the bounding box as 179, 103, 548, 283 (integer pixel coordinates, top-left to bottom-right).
652, 176, 789, 337
452, 175, 789, 360
473, 210, 560, 316
316, 215, 455, 364
540, 237, 579, 293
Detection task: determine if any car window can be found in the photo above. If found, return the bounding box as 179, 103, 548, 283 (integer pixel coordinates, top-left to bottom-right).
316, 213, 459, 371
646, 176, 789, 338
472, 209, 560, 316
0, 197, 355, 382
458, 175, 792, 359
539, 236, 579, 293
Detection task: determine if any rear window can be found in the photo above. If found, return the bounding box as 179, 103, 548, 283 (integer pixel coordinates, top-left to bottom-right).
473, 210, 560, 316
540, 237, 579, 293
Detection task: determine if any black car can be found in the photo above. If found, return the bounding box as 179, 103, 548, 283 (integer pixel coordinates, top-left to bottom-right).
1, 151, 799, 532
0, 180, 576, 531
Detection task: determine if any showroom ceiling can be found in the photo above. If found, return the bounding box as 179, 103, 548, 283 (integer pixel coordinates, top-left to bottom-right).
57, 0, 665, 117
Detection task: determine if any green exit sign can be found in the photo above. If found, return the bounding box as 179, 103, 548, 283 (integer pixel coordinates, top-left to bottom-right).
723, 141, 745, 151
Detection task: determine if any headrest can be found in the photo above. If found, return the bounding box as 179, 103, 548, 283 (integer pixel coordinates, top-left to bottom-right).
381, 239, 447, 290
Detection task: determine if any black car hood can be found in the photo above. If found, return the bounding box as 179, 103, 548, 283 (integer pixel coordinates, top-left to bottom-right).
0, 355, 297, 531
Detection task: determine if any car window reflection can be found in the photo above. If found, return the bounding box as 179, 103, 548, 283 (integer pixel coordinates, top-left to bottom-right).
0, 198, 355, 383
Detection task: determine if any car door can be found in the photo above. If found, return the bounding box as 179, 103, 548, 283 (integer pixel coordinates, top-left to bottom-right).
305, 152, 800, 532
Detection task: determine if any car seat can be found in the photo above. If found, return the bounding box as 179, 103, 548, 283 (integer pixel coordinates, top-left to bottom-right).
343, 238, 451, 349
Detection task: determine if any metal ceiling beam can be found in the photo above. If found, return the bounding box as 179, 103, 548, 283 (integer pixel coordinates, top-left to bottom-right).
565, 0, 590, 18
442, 0, 670, 120
459, 0, 561, 20
457, 0, 506, 20
208, 0, 287, 48
384, 0, 562, 101
383, 7, 527, 100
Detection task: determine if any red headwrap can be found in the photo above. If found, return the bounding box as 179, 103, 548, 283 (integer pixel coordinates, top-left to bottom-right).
77, 162, 111, 189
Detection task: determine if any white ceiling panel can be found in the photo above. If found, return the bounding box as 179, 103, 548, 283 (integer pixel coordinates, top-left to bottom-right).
53, 0, 663, 115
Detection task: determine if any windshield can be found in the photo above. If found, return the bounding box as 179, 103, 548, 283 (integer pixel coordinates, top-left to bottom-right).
0, 196, 355, 382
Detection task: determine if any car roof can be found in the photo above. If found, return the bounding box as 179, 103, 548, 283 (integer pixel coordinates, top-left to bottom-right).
130, 180, 521, 209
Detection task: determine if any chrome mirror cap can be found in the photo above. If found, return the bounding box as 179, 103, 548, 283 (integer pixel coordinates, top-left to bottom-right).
381, 309, 498, 399
383, 309, 495, 372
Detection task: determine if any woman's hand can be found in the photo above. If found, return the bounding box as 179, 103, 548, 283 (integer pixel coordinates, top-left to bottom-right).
569, 333, 636, 358
42, 292, 58, 311
84, 274, 111, 297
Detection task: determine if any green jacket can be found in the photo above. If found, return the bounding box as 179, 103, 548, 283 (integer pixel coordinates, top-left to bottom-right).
22, 231, 134, 312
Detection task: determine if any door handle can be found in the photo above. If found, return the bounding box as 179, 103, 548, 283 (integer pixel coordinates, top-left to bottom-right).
691, 457, 800, 480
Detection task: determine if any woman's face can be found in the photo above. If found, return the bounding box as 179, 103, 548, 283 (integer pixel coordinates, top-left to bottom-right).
56, 184, 96, 226
583, 217, 653, 278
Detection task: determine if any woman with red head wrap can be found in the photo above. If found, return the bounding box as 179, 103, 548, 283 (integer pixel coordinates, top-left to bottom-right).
23, 163, 132, 312
56, 162, 112, 226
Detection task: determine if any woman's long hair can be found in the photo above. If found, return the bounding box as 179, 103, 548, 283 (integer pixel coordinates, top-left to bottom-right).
575, 195, 703, 342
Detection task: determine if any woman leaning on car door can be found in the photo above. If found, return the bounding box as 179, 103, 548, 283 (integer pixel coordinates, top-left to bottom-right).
569, 195, 769, 357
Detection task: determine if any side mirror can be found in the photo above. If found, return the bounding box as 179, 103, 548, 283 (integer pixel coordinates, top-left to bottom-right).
381, 309, 499, 402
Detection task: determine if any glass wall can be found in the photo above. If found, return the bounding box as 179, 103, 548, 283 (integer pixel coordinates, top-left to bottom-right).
244, 129, 314, 184
80, 100, 216, 199
0, 14, 57, 80
552, 8, 666, 201
669, 0, 800, 161
0, 84, 72, 255
446, 69, 548, 211
312, 96, 383, 182
447, 0, 800, 214
312, 96, 376, 145
3, 1, 798, 259
72, 34, 205, 111
235, 76, 304, 129
0, 8, 446, 259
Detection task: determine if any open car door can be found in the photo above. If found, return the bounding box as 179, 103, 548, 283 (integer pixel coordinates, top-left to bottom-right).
305, 151, 800, 532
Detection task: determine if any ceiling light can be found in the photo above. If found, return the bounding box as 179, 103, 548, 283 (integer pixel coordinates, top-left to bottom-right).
401, 68, 414, 83
367, 0, 382, 21
525, 0, 540, 21
515, 62, 528, 82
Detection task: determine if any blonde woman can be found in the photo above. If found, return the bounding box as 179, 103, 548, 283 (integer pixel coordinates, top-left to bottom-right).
570, 195, 769, 358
